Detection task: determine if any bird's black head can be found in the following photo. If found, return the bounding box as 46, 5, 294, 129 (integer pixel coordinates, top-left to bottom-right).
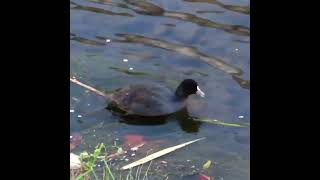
175, 79, 205, 99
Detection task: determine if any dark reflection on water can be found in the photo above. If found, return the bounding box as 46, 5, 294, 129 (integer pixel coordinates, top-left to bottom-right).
71, 1, 133, 17
232, 74, 250, 89
73, 102, 202, 133
234, 39, 250, 43
184, 0, 250, 15
115, 33, 250, 89
115, 33, 241, 74
196, 10, 225, 14
71, 35, 105, 46
104, 98, 202, 133
71, 32, 250, 89
84, 0, 249, 36
117, 108, 202, 133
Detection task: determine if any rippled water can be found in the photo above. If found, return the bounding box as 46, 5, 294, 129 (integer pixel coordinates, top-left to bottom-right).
71, 0, 249, 179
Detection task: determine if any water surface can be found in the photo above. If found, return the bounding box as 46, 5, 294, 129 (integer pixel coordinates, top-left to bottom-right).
71, 0, 250, 179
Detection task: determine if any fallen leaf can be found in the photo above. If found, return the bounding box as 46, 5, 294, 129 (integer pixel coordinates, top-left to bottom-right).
124, 134, 145, 149
70, 132, 82, 151
199, 173, 211, 180
202, 160, 212, 170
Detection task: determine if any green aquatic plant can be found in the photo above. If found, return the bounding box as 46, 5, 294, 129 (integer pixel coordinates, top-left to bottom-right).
75, 143, 116, 180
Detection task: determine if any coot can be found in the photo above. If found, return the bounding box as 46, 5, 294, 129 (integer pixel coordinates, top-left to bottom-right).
108, 79, 205, 116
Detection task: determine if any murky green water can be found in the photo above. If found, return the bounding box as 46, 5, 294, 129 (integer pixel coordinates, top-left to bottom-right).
71, 0, 249, 179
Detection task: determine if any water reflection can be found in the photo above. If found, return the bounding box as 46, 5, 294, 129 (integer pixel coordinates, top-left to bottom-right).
116, 33, 240, 73
71, 32, 250, 89
233, 39, 250, 44
111, 105, 202, 133
196, 10, 225, 14
162, 23, 177, 27
87, 0, 249, 36
163, 12, 249, 37
232, 74, 250, 89
109, 66, 151, 76
71, 35, 105, 46
115, 33, 250, 89
121, 50, 156, 60
184, 0, 250, 15
71, 1, 133, 17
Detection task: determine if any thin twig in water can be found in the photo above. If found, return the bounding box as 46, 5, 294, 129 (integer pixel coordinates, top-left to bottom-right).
70, 77, 107, 97
194, 117, 248, 127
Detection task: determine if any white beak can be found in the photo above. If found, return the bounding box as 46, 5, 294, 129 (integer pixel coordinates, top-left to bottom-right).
196, 86, 205, 97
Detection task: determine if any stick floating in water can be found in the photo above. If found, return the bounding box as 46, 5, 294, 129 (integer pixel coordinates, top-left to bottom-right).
120, 137, 206, 170
70, 77, 106, 97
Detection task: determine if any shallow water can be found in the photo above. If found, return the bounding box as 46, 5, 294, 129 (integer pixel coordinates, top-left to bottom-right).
71, 0, 250, 179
